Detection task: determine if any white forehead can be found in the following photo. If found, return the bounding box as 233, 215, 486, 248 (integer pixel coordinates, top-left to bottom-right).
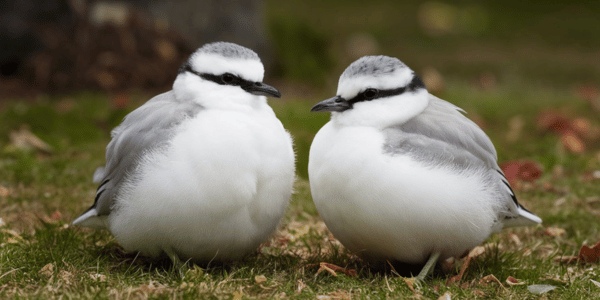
188, 42, 265, 82
337, 56, 414, 97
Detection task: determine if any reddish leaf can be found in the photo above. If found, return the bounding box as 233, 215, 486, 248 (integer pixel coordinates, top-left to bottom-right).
500, 160, 543, 186
536, 111, 572, 134
579, 241, 600, 263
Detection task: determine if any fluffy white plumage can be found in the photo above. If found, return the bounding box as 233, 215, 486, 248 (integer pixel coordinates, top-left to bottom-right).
73, 42, 295, 262
309, 55, 541, 275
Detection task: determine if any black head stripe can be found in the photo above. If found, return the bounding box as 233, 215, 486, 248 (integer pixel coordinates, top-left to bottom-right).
407, 74, 425, 91
180, 63, 254, 88
347, 74, 425, 105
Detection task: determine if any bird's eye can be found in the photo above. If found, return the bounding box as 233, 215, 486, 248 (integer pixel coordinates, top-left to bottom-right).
363, 88, 379, 100
221, 73, 235, 84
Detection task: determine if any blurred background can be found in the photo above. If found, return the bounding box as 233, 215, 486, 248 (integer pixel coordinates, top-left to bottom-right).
1, 0, 599, 180
2, 0, 599, 94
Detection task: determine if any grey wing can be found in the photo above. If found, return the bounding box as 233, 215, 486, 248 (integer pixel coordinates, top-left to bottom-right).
76, 91, 203, 221
385, 94, 541, 227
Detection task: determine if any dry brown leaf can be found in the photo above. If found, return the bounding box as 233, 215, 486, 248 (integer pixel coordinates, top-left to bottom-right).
39, 263, 54, 277
59, 270, 73, 285
447, 246, 487, 284
554, 255, 579, 264
315, 262, 357, 277
544, 227, 566, 237
468, 246, 486, 258
571, 118, 591, 137
578, 241, 600, 263
506, 276, 525, 286
254, 275, 267, 284
500, 160, 543, 186
232, 289, 244, 300
9, 126, 53, 153
537, 111, 571, 134
508, 233, 522, 246
561, 132, 586, 154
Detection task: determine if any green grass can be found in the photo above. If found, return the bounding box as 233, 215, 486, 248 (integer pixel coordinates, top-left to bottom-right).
0, 81, 599, 298
1, 0, 600, 298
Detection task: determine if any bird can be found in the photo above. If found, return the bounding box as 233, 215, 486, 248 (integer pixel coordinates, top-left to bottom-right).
308, 55, 541, 281
72, 42, 296, 265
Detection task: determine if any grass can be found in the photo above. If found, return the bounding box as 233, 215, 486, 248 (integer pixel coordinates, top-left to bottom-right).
1, 0, 599, 298
0, 80, 599, 298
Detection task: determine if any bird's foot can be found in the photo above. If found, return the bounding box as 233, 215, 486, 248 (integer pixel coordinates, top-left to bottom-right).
165, 248, 189, 277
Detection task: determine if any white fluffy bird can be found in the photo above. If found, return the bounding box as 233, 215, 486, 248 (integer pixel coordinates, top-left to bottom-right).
308, 55, 541, 280
73, 42, 295, 264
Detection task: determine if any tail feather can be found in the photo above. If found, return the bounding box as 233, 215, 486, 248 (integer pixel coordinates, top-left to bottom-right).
72, 208, 107, 229
504, 207, 542, 228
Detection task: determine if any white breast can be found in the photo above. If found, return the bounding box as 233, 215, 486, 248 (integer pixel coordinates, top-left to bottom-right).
109, 105, 295, 261
309, 122, 498, 263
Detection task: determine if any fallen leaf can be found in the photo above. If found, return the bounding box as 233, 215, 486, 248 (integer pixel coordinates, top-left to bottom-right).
508, 233, 522, 246
315, 262, 357, 277
544, 227, 566, 237
506, 276, 525, 286
254, 275, 267, 284
537, 111, 571, 134
527, 284, 556, 294
591, 279, 600, 288
578, 241, 600, 263
232, 289, 244, 300
468, 246, 486, 258
500, 160, 543, 186
437, 291, 451, 300
50, 210, 62, 221
447, 246, 486, 284
39, 263, 55, 277
554, 255, 579, 264
571, 118, 591, 137
59, 270, 73, 285
9, 126, 53, 154
561, 131, 585, 154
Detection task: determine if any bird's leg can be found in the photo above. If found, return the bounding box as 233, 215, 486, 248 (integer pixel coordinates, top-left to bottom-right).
416, 251, 441, 281
403, 251, 441, 291
165, 248, 188, 277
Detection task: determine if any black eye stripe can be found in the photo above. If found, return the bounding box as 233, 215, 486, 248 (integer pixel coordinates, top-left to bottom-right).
347, 75, 425, 104
180, 63, 254, 88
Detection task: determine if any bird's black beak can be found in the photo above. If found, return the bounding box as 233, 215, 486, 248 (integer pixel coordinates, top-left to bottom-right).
310, 96, 351, 112
243, 82, 281, 98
